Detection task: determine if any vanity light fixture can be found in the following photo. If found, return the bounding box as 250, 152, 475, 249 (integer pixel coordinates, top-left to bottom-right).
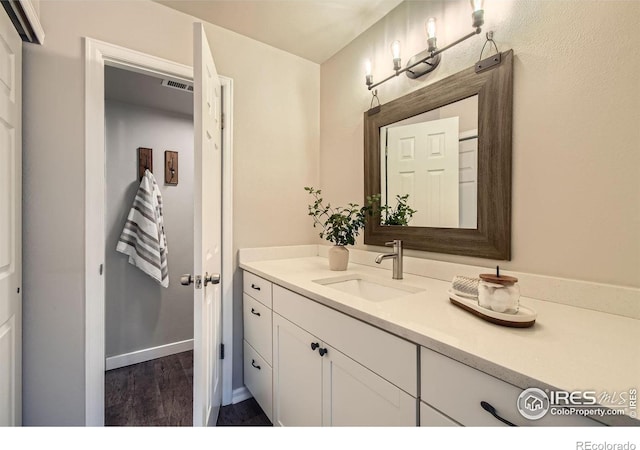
365, 59, 373, 86
391, 40, 401, 71
365, 0, 486, 90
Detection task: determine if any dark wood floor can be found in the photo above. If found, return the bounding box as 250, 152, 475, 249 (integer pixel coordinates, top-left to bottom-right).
105, 350, 271, 426
105, 350, 194, 426
217, 397, 272, 426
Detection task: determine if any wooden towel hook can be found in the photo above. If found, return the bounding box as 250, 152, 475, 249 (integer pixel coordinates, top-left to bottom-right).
138, 147, 153, 181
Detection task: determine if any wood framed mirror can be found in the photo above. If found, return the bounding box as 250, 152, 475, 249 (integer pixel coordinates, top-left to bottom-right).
364, 50, 513, 260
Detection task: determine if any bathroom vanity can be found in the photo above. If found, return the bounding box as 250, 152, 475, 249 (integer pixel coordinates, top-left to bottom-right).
240, 246, 639, 427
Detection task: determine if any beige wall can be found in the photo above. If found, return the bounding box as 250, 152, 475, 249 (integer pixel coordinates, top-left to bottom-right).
320, 0, 640, 288
29, 0, 39, 18
23, 0, 319, 424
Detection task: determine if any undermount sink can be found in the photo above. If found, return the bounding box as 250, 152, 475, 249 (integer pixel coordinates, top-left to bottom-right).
313, 274, 424, 302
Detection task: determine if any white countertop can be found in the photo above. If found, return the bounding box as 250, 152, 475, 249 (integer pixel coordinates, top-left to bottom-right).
240, 255, 640, 426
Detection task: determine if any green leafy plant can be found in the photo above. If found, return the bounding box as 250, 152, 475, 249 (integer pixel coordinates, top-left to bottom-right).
305, 187, 369, 246
367, 193, 417, 226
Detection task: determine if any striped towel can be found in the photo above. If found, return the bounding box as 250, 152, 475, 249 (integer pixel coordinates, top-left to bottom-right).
116, 170, 169, 287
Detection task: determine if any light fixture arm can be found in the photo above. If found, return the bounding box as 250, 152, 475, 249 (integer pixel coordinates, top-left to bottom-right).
367, 26, 483, 91
431, 27, 482, 60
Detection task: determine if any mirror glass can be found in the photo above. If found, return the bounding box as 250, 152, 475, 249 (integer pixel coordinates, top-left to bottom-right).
379, 95, 478, 229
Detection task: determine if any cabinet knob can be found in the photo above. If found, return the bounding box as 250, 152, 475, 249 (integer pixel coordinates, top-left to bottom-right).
251, 284, 261, 291
480, 401, 517, 426
251, 308, 261, 316
310, 342, 320, 351
318, 347, 328, 357
251, 359, 261, 370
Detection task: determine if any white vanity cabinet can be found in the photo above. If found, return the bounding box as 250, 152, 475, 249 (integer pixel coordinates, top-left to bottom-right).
272, 314, 323, 426
420, 347, 604, 427
241, 269, 610, 427
270, 283, 418, 426
242, 273, 274, 421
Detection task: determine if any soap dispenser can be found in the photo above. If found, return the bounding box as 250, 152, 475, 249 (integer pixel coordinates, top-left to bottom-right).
478, 266, 520, 314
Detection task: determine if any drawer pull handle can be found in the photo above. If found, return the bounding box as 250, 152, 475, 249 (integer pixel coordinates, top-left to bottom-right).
310, 342, 320, 351
251, 284, 261, 291
318, 347, 328, 357
480, 401, 517, 427
251, 308, 261, 316
251, 359, 261, 370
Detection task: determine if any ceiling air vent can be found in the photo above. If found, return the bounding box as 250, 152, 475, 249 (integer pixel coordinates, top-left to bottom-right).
161, 79, 194, 93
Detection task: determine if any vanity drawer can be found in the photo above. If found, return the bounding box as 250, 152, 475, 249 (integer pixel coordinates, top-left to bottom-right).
420, 347, 603, 427
420, 401, 460, 427
243, 293, 273, 364
273, 285, 417, 397
243, 272, 272, 308
244, 340, 273, 422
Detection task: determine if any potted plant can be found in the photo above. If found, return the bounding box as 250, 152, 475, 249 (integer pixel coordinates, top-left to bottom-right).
305, 187, 368, 271
368, 193, 417, 226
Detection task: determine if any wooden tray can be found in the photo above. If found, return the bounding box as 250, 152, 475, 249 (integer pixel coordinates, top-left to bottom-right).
448, 290, 537, 328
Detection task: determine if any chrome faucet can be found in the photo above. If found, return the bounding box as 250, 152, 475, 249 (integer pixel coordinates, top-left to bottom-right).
375, 240, 403, 280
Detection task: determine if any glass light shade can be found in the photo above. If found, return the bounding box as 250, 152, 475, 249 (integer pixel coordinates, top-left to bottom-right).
365, 59, 372, 76
426, 18, 437, 39
390, 40, 401, 59
470, 0, 484, 12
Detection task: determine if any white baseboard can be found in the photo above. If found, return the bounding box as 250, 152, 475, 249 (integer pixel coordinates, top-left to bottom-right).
105, 339, 194, 371
232, 386, 252, 404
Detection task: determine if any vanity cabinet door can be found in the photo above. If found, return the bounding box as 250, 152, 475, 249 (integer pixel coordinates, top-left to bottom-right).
273, 313, 323, 426
322, 344, 417, 426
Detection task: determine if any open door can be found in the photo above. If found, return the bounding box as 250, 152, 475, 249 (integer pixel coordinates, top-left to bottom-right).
0, 9, 22, 426
192, 22, 223, 427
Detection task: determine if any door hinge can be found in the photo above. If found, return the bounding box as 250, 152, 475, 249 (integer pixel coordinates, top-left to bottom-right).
220, 343, 225, 360
99, 264, 103, 275
221, 112, 225, 130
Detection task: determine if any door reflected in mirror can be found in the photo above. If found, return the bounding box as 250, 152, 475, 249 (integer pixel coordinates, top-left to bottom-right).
380, 95, 478, 229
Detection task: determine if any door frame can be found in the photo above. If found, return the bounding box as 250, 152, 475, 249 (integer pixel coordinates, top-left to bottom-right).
84, 37, 234, 426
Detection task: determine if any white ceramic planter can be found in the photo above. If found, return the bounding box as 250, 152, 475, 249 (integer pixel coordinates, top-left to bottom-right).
328, 245, 349, 271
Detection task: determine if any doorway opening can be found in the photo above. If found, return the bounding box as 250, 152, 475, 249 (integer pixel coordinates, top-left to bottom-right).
104, 65, 195, 425
84, 37, 234, 426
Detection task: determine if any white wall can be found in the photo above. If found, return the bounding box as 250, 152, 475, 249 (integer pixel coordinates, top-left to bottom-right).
23, 0, 319, 425
320, 0, 640, 289
105, 99, 194, 359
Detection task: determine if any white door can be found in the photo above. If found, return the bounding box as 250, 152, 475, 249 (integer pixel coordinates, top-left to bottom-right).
0, 10, 21, 427
193, 22, 223, 427
272, 314, 323, 426
458, 129, 478, 229
386, 117, 459, 227
322, 345, 416, 426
